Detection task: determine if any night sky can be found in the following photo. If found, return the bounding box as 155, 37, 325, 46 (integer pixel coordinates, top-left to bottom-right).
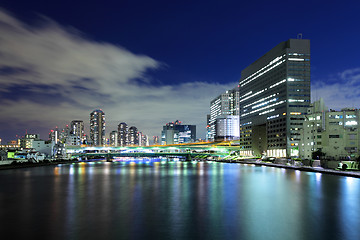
1, 0, 360, 143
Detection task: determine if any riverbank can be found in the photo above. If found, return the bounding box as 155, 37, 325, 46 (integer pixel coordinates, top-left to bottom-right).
0, 159, 78, 170
222, 159, 360, 178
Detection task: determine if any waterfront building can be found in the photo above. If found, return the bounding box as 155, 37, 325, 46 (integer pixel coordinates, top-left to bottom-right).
209, 87, 239, 141
90, 109, 106, 146
300, 99, 360, 160
215, 115, 240, 141
19, 134, 52, 156
110, 131, 118, 147
239, 39, 310, 157
118, 122, 128, 146
161, 120, 196, 145
70, 120, 85, 145
32, 140, 52, 156
20, 134, 40, 149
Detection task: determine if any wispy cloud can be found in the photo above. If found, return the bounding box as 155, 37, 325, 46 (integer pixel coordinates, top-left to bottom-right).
0, 9, 234, 141
312, 67, 360, 110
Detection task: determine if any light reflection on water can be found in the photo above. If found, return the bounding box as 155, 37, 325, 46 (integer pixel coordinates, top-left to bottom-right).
0, 159, 360, 240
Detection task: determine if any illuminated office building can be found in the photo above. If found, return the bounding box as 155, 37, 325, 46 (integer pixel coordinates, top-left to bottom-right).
90, 109, 105, 146
215, 115, 240, 141
239, 39, 310, 157
161, 120, 196, 145
209, 87, 239, 141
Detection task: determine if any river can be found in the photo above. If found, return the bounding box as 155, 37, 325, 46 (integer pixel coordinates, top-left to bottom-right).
0, 159, 359, 240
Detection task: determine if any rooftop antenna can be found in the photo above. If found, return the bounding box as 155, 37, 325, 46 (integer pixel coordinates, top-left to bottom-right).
297, 33, 303, 39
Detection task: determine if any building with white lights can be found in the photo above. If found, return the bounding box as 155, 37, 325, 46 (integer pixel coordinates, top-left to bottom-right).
70, 120, 85, 145
118, 122, 128, 146
128, 126, 139, 145
109, 130, 118, 147
215, 115, 240, 141
161, 120, 196, 145
209, 87, 239, 141
20, 134, 40, 149
300, 99, 360, 160
90, 109, 105, 146
239, 39, 310, 157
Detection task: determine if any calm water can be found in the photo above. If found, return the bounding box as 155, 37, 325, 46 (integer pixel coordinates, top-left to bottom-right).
1, 159, 360, 240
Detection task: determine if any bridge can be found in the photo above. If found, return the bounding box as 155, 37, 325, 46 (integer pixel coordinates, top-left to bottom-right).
66, 141, 239, 161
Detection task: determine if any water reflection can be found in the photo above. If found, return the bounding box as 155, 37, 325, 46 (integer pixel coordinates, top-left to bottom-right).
1, 160, 360, 240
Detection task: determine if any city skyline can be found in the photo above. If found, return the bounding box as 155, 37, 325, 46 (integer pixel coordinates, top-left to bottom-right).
1, 1, 360, 143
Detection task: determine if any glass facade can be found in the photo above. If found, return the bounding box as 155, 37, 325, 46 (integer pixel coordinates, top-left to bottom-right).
209, 87, 239, 141
239, 39, 310, 157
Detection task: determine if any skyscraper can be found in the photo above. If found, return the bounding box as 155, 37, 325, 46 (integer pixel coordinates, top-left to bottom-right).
209, 87, 239, 141
90, 109, 105, 146
239, 39, 310, 157
71, 120, 84, 145
118, 122, 128, 147
128, 126, 138, 145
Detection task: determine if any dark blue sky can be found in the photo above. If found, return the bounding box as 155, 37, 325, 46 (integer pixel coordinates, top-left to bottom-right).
3, 0, 360, 84
1, 0, 360, 142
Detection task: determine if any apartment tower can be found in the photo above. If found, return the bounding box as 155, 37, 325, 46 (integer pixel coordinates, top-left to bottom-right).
90, 109, 105, 146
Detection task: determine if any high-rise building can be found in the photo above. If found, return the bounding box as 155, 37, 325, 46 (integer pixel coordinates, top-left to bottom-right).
161, 120, 196, 145
209, 87, 239, 141
109, 130, 118, 147
70, 120, 84, 145
239, 39, 310, 157
90, 109, 105, 146
128, 126, 139, 145
118, 122, 128, 146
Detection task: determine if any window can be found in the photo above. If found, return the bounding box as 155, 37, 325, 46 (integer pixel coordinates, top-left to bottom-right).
349, 134, 357, 140
345, 121, 358, 126
329, 135, 340, 138
329, 115, 343, 119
